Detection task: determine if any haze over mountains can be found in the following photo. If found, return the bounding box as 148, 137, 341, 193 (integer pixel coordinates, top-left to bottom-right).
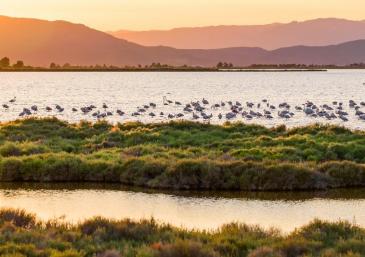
111, 18, 365, 50
1, 15, 365, 67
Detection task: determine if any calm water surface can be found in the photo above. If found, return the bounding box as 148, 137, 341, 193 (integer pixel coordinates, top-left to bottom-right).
2, 71, 365, 232
1, 184, 365, 232
1, 70, 365, 128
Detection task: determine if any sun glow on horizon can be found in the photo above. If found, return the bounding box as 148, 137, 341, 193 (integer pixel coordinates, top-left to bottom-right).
1, 0, 365, 31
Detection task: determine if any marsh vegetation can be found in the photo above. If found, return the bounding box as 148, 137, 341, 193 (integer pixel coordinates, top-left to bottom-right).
0, 208, 364, 257
0, 118, 365, 190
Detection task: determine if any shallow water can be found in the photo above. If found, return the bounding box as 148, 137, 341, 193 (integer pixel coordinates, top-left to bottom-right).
1, 70, 365, 129
1, 183, 365, 232
2, 71, 365, 232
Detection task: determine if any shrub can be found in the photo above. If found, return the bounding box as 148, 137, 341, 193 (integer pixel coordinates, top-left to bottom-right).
156, 241, 219, 257
0, 209, 36, 228
0, 142, 22, 157
248, 247, 282, 257
319, 162, 365, 187
275, 238, 321, 257
296, 220, 361, 246
79, 217, 112, 235
97, 250, 121, 257
50, 249, 84, 257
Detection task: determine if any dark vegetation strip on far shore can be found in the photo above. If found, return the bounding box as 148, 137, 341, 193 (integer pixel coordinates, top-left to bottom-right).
0, 68, 328, 72
0, 208, 364, 257
5, 182, 365, 201
1, 118, 365, 190
6, 56, 365, 72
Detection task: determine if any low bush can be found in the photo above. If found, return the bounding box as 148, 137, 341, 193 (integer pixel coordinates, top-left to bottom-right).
0, 208, 36, 228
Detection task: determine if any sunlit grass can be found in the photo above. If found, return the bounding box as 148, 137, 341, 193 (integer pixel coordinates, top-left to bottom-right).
0, 208, 364, 257
0, 118, 365, 190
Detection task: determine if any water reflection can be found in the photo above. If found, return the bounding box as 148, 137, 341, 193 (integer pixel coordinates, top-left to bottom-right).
1, 183, 365, 232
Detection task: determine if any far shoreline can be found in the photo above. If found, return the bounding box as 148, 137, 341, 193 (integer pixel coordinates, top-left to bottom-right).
0, 68, 329, 72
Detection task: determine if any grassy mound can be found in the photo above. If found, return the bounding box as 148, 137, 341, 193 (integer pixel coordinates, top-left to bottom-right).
0, 117, 365, 190
0, 208, 364, 257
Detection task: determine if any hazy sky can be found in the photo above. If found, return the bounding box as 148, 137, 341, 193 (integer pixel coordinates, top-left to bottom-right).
1, 0, 365, 31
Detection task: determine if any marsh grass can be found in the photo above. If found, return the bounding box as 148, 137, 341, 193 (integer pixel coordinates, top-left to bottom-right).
0, 118, 365, 190
0, 209, 365, 257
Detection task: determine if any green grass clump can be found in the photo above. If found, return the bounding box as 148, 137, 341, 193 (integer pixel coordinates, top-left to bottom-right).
0, 209, 365, 257
0, 118, 365, 190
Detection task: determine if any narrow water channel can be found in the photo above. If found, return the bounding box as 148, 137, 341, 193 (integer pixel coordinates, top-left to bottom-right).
1, 183, 364, 232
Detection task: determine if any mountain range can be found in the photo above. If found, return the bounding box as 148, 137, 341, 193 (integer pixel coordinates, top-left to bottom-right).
110, 18, 365, 50
1, 16, 365, 67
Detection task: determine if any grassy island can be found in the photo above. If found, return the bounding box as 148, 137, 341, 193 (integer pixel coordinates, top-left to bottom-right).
0, 118, 365, 190
0, 208, 364, 257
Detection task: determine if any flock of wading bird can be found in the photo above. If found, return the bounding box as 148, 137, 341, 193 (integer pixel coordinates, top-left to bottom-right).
3, 96, 365, 123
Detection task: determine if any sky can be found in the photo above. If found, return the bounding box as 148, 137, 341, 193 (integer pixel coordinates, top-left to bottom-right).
1, 0, 365, 31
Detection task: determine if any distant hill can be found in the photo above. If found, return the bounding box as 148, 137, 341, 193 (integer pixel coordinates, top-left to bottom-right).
0, 15, 158, 67
1, 16, 365, 67
110, 18, 365, 50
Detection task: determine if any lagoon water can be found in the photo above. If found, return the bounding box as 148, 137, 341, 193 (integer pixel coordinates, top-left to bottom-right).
2, 70, 365, 233
1, 184, 365, 232
1, 70, 365, 128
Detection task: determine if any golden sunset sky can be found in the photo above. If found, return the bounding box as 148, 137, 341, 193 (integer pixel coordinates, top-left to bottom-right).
2, 0, 365, 31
